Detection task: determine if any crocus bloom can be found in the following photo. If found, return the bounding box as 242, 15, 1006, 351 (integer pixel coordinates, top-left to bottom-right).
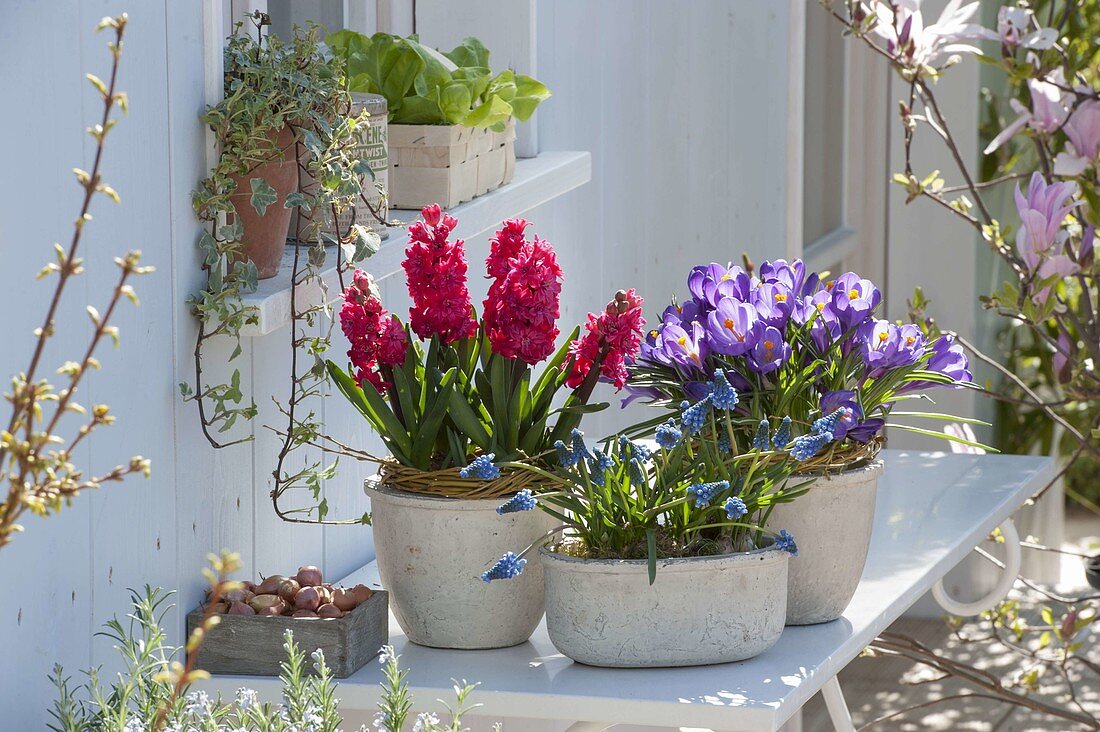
871, 0, 990, 68
1055, 98, 1100, 176
759, 259, 808, 296
656, 321, 710, 371
688, 263, 751, 306
706, 298, 758, 356
746, 325, 791, 375
858, 319, 922, 374
926, 334, 972, 384
481, 552, 526, 582
751, 282, 795, 329
985, 70, 1072, 154
831, 272, 882, 330
820, 391, 884, 443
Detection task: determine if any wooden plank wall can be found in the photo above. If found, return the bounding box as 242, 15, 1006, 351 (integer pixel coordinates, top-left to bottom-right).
0, 1, 804, 726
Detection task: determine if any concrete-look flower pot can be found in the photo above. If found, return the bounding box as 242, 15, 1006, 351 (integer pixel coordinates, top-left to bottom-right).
367, 483, 556, 649
768, 459, 884, 625
541, 545, 789, 667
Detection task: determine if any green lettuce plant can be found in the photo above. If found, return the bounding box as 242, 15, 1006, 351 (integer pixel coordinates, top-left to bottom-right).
326, 31, 550, 130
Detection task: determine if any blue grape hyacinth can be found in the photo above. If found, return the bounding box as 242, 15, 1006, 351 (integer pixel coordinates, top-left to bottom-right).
680, 396, 713, 435
618, 435, 652, 462
724, 496, 748, 519
686, 480, 729, 508
459, 453, 500, 480
773, 529, 798, 556
752, 419, 770, 451
496, 489, 536, 515
588, 449, 615, 486
708, 371, 739, 410
655, 418, 682, 449
773, 416, 792, 449
788, 432, 832, 460
481, 552, 527, 582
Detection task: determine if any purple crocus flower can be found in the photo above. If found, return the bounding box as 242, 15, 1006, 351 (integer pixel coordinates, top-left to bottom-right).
1055, 98, 1100, 176
705, 298, 758, 356
857, 319, 900, 374
688, 263, 751, 306
751, 282, 795, 329
820, 390, 885, 443
658, 321, 709, 371
759, 259, 809, 296
895, 324, 926, 366
926, 334, 972, 384
830, 273, 882, 330
661, 300, 705, 327
746, 325, 791, 375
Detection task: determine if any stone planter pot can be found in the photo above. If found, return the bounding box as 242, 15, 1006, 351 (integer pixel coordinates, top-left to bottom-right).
768, 459, 883, 625
367, 483, 556, 649
541, 545, 789, 667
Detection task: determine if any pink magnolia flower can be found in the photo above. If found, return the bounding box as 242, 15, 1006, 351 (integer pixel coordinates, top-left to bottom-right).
1014, 172, 1080, 303
996, 7, 1057, 51
871, 0, 990, 68
1054, 98, 1100, 176
985, 69, 1071, 154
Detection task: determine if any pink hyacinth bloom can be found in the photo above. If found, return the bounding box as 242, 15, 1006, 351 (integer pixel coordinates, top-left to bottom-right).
403, 205, 478, 344
565, 289, 646, 390
985, 70, 1071, 154
872, 0, 991, 68
1055, 98, 1100, 176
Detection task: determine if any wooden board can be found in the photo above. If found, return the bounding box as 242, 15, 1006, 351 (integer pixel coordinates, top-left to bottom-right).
186, 590, 388, 678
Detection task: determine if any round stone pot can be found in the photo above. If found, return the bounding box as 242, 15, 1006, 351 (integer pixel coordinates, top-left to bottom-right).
541, 545, 789, 667
367, 483, 556, 649
768, 459, 884, 625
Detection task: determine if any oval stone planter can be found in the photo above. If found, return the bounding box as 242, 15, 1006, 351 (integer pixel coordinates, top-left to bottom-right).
768, 459, 884, 625
367, 483, 556, 649
541, 545, 788, 667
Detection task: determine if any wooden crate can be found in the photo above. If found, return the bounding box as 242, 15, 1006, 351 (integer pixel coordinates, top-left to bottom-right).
186, 590, 388, 678
388, 118, 516, 209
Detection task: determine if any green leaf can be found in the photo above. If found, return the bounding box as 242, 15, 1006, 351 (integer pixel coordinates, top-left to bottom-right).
439, 82, 474, 125
646, 529, 657, 586
511, 73, 551, 121
249, 178, 278, 217
447, 387, 493, 451
411, 368, 457, 465
444, 37, 490, 69
885, 423, 997, 452
326, 361, 413, 462
284, 191, 310, 211
463, 94, 512, 129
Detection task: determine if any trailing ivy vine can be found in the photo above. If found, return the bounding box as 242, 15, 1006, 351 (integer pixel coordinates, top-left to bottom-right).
182, 13, 384, 524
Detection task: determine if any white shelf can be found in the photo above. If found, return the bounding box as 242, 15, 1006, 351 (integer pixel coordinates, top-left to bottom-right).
240, 151, 592, 336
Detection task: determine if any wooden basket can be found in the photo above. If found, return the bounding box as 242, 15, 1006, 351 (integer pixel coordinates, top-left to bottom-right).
388, 118, 516, 209
186, 590, 388, 678
376, 458, 539, 500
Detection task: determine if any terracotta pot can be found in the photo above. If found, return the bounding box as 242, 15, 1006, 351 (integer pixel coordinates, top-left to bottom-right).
229, 126, 298, 279
769, 460, 884, 625
541, 544, 788, 667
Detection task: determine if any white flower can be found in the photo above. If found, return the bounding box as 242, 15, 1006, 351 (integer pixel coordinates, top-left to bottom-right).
235, 686, 259, 710
183, 690, 212, 716
997, 7, 1057, 50
870, 0, 993, 68
122, 718, 146, 732
378, 644, 395, 665
413, 712, 441, 732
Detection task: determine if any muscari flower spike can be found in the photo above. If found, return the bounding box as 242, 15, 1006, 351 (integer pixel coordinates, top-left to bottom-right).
588, 450, 615, 486
553, 439, 580, 468
459, 453, 500, 480
481, 552, 527, 582
773, 416, 792, 449
655, 418, 682, 449
680, 396, 713, 435
686, 480, 729, 508
717, 432, 732, 454
812, 407, 848, 437
628, 458, 646, 486
618, 435, 652, 463
709, 371, 739, 411
788, 431, 832, 461
496, 489, 536, 515
571, 428, 592, 461
752, 419, 771, 451
724, 496, 748, 520
773, 529, 798, 556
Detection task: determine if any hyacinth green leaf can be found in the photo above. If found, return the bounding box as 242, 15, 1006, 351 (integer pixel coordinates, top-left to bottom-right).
249, 178, 277, 216
411, 368, 457, 466
447, 387, 492, 451
388, 360, 418, 435
326, 361, 412, 463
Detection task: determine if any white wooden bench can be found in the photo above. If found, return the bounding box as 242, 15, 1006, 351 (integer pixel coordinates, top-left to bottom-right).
202, 450, 1051, 731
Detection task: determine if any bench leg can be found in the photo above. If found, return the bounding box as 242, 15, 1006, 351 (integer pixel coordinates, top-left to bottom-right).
932, 518, 1021, 616
821, 676, 856, 732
